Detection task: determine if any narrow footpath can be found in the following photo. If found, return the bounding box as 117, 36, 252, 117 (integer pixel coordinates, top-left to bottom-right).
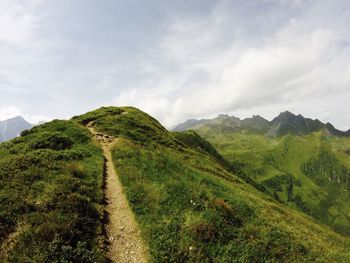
87, 122, 148, 263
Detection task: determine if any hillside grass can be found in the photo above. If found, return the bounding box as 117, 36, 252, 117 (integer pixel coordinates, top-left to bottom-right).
0, 120, 107, 262
195, 128, 350, 235
84, 107, 350, 262
112, 139, 350, 262
3, 106, 349, 262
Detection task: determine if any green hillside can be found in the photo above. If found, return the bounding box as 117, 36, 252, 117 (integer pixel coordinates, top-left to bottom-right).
192, 124, 350, 236
75, 107, 350, 262
0, 120, 106, 262
0, 106, 349, 262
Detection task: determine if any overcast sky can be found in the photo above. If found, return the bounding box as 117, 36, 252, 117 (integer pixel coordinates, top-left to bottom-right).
0, 0, 349, 129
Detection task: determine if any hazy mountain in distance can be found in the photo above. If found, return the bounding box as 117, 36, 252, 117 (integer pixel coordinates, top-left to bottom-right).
241, 115, 271, 133
174, 110, 350, 137
174, 110, 350, 235
172, 118, 209, 131
173, 114, 267, 133
0, 116, 32, 142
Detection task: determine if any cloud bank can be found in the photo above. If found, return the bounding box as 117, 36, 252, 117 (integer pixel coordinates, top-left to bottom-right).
1, 0, 350, 129
114, 0, 350, 129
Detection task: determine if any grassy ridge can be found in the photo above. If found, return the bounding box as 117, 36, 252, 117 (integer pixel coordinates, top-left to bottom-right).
0, 120, 106, 262
2, 106, 349, 262
83, 107, 350, 262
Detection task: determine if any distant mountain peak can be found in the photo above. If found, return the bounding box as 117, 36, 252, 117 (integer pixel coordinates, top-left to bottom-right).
172, 118, 209, 131
323, 122, 350, 136
245, 115, 269, 122
10, 115, 24, 120
0, 116, 32, 142
268, 111, 323, 137
251, 114, 264, 119
280, 110, 296, 116
269, 111, 350, 137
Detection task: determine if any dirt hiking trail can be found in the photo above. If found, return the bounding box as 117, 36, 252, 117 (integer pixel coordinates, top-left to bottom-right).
87, 122, 149, 263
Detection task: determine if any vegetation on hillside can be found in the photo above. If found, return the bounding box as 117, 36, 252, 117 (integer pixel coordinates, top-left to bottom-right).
1, 106, 350, 262
0, 120, 106, 262
84, 107, 350, 262
194, 127, 350, 236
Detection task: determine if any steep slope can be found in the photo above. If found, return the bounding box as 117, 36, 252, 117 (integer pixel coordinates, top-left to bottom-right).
241, 115, 271, 133
0, 116, 32, 142
266, 111, 348, 137
324, 122, 350, 137
267, 111, 322, 136
73, 107, 350, 262
189, 123, 350, 235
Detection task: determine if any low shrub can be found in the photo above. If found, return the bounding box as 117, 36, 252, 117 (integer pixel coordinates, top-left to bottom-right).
30, 132, 74, 150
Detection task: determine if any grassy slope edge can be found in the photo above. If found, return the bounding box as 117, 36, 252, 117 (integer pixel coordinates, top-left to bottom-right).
76, 107, 350, 263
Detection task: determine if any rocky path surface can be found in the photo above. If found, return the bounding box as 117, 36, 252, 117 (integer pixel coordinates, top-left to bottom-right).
87, 122, 148, 263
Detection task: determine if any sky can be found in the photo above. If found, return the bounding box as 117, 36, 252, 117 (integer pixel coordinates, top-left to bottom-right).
0, 0, 349, 130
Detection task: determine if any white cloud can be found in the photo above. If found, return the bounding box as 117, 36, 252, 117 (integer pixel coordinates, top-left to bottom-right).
114, 88, 184, 127
0, 106, 22, 120
23, 114, 52, 125
113, 0, 350, 129
0, 0, 349, 130
0, 105, 50, 124
0, 0, 40, 44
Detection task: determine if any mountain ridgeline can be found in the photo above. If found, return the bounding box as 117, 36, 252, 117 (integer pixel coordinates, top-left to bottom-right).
174, 111, 350, 236
174, 110, 350, 137
0, 107, 349, 262
0, 116, 32, 143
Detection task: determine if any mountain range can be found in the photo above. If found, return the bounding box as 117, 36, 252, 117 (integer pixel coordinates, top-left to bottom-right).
174, 110, 350, 137
0, 116, 32, 143
174, 110, 350, 237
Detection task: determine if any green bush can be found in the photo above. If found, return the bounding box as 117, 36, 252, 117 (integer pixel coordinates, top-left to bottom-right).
29, 132, 74, 150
